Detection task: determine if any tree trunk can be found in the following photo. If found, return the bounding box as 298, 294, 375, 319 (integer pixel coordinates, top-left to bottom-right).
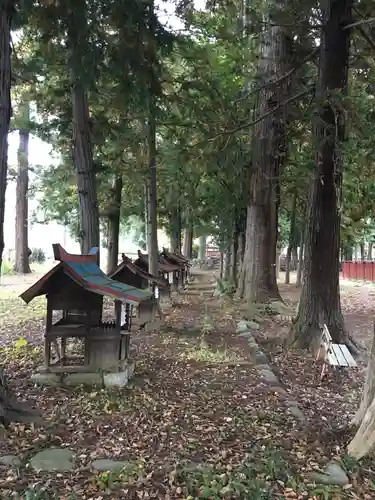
146, 104, 158, 277
275, 249, 281, 280
67, 1, 100, 256
291, 247, 298, 269
106, 176, 122, 274
288, 0, 355, 352
219, 252, 224, 279
198, 235, 206, 261
285, 192, 297, 284
343, 244, 353, 261
224, 244, 231, 280
239, 10, 290, 302
360, 241, 365, 261
348, 324, 375, 459
14, 101, 31, 274
296, 228, 304, 287
229, 226, 239, 285
369, 242, 373, 260
0, 3, 13, 276
182, 226, 193, 259
236, 230, 246, 297
146, 1, 158, 278
169, 206, 181, 253
144, 183, 149, 246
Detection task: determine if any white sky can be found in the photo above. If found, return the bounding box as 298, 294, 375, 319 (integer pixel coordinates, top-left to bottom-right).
5, 1, 204, 261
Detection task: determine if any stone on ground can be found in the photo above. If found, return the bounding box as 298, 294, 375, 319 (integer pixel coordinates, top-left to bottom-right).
91, 458, 131, 473
236, 322, 250, 333
259, 367, 279, 384
285, 401, 305, 421
0, 455, 21, 467
269, 301, 295, 316
247, 320, 260, 330
238, 330, 252, 338
30, 448, 74, 472
308, 461, 349, 486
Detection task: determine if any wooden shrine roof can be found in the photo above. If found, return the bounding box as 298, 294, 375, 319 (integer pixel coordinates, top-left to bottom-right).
109, 254, 169, 289
136, 250, 181, 273
162, 248, 190, 267
20, 244, 152, 305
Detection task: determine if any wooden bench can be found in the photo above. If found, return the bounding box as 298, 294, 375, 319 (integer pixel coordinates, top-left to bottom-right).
317, 324, 356, 380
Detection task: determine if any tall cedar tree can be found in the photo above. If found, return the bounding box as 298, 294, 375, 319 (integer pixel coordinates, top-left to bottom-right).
238, 11, 291, 301
288, 0, 355, 351
67, 0, 100, 255
14, 101, 31, 274
0, 0, 14, 275
146, 0, 159, 277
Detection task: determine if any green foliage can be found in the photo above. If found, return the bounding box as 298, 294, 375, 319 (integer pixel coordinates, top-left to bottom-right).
175, 448, 294, 499
1, 260, 13, 275
29, 248, 46, 264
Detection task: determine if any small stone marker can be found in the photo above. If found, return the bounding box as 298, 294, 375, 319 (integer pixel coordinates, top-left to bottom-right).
309, 461, 349, 486
90, 458, 130, 473
30, 448, 74, 472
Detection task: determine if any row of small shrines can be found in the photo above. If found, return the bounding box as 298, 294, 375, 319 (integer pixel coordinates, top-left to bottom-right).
20, 245, 190, 376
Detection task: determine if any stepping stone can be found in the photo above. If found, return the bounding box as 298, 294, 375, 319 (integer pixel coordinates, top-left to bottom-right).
254, 351, 269, 365
259, 368, 279, 384
0, 455, 21, 467
236, 324, 249, 334
30, 448, 74, 472
91, 459, 131, 473
248, 321, 260, 330
309, 461, 349, 486
285, 401, 305, 421
238, 330, 252, 338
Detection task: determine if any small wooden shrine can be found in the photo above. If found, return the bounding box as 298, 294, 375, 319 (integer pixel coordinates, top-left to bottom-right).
162, 248, 190, 284
109, 254, 170, 325
109, 254, 169, 291
134, 250, 182, 290
20, 244, 152, 375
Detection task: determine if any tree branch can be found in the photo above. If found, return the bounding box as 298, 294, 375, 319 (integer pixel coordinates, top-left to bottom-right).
344, 17, 375, 30
357, 26, 375, 51
235, 47, 319, 105
206, 87, 313, 143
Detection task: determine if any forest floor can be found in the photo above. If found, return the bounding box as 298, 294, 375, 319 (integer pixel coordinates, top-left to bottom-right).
0, 269, 374, 498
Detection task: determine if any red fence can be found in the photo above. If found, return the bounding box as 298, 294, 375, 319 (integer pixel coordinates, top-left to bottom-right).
342, 261, 375, 281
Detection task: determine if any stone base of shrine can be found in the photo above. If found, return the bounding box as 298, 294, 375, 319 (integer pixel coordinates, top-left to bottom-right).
31, 360, 136, 389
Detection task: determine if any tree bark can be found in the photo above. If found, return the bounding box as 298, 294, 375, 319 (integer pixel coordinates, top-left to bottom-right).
239, 10, 290, 302
285, 192, 297, 284
343, 244, 353, 261
229, 225, 239, 285
146, 104, 158, 277
169, 206, 181, 253
288, 0, 355, 352
106, 176, 122, 274
224, 243, 231, 280
182, 225, 193, 259
348, 324, 375, 459
0, 2, 13, 276
296, 228, 304, 287
67, 0, 100, 256
198, 235, 206, 261
14, 101, 31, 274
236, 230, 246, 297
360, 241, 365, 261
146, 1, 158, 278
369, 242, 373, 260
